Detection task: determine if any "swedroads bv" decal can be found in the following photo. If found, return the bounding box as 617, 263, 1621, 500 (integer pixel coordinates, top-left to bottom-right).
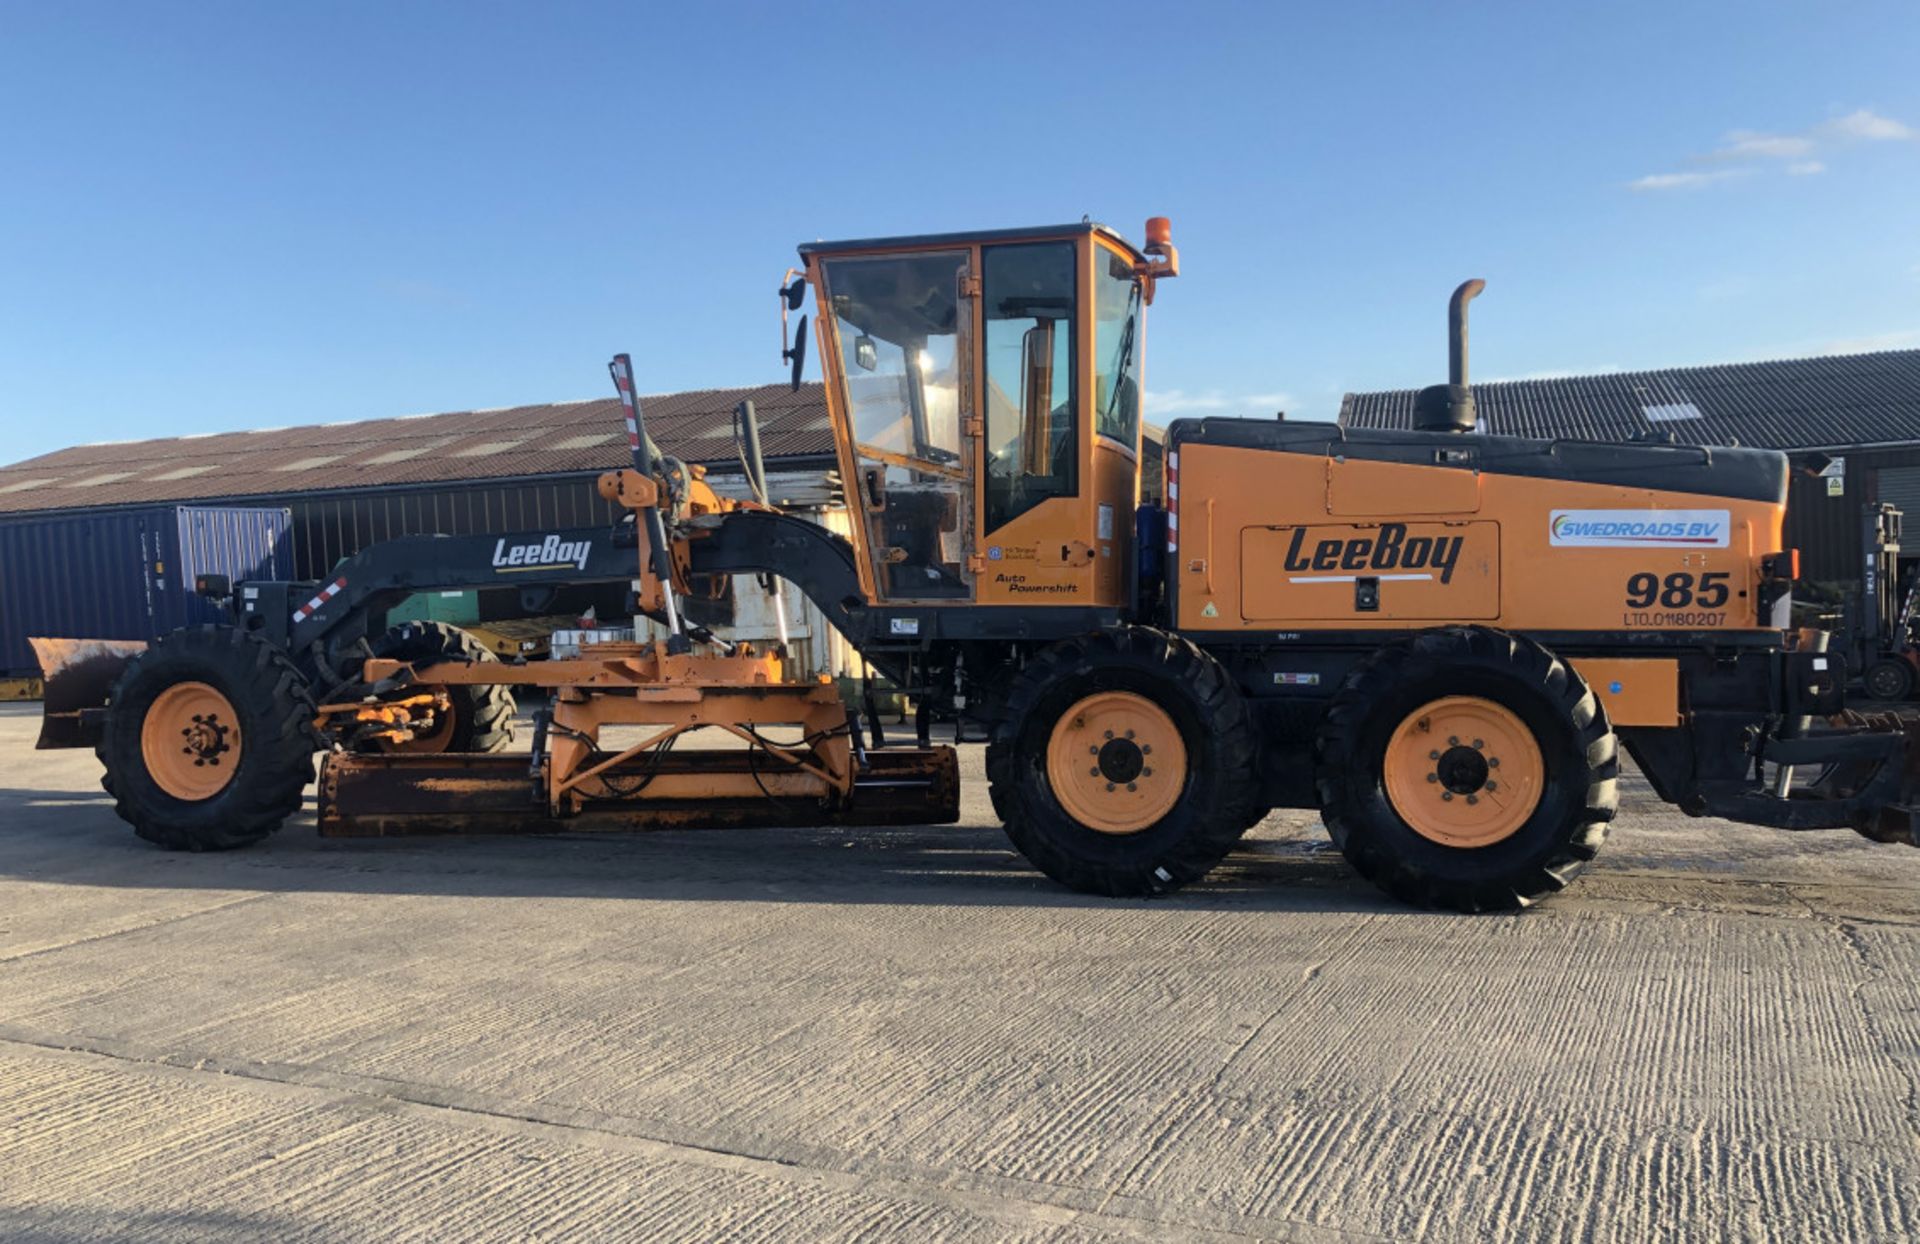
1549, 510, 1729, 549
492, 534, 593, 572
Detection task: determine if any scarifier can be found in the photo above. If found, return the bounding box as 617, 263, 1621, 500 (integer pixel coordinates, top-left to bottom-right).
35, 218, 1920, 909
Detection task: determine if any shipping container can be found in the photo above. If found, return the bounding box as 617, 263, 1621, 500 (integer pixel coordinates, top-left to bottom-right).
0, 505, 292, 677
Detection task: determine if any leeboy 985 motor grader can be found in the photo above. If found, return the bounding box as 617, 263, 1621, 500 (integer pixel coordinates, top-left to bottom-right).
37, 217, 1920, 910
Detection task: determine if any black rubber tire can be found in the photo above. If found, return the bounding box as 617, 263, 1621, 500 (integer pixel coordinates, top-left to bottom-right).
1314, 626, 1618, 911
1863, 657, 1914, 702
985, 627, 1261, 896
360, 621, 515, 753
99, 625, 320, 851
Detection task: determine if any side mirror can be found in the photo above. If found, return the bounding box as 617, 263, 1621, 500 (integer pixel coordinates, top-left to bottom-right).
854, 334, 878, 372
778, 269, 810, 383
784, 315, 809, 391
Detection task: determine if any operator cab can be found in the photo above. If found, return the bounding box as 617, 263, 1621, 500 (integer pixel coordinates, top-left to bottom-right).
798, 219, 1177, 609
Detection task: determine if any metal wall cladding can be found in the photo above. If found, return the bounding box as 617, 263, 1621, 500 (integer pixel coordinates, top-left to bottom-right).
284, 477, 621, 579
0, 505, 291, 675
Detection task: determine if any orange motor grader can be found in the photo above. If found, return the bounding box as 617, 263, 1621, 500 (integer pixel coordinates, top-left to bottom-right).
37, 218, 1920, 910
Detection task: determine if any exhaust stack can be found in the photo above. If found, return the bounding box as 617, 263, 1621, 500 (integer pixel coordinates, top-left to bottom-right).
1413, 279, 1486, 433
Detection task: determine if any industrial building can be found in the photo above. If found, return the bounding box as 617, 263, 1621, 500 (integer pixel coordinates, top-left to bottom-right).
1341, 348, 1920, 588
0, 383, 851, 679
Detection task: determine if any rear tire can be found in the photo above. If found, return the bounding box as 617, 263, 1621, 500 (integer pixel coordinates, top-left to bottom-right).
360, 621, 515, 753
100, 625, 320, 851
986, 627, 1260, 896
1314, 626, 1617, 911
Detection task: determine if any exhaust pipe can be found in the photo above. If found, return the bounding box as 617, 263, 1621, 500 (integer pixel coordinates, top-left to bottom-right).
1414, 279, 1486, 433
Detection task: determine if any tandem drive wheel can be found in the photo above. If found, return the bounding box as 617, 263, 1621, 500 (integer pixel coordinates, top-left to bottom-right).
100, 626, 320, 851
1314, 626, 1618, 911
986, 627, 1260, 896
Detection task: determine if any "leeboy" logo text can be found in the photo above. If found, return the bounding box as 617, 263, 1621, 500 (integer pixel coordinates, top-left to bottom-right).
492, 534, 593, 571
1282, 523, 1464, 584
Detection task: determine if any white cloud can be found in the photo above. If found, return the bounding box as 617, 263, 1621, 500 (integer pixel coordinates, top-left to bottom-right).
1819, 108, 1916, 142
1146, 388, 1294, 416
1629, 169, 1746, 192
1631, 107, 1912, 191
1714, 130, 1815, 160
1822, 328, 1920, 355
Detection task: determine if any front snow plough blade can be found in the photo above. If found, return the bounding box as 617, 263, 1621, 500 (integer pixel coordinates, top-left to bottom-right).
31, 637, 148, 749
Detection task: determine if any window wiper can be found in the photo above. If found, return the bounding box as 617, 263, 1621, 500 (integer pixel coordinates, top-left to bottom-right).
1103, 313, 1136, 426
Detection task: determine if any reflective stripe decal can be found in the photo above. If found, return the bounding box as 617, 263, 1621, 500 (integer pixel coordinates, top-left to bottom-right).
292, 576, 348, 624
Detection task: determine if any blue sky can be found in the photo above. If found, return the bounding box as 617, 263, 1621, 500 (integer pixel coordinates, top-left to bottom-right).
2, 2, 1916, 462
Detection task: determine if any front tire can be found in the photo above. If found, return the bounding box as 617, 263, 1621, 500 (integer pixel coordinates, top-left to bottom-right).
986, 628, 1260, 896
100, 625, 320, 851
1314, 626, 1617, 911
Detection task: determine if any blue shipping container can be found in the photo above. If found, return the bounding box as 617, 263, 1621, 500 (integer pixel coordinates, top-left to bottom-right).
0, 505, 293, 677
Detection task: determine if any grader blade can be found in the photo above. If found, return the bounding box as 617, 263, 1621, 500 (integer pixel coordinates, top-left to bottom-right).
317, 746, 960, 837
31, 637, 148, 749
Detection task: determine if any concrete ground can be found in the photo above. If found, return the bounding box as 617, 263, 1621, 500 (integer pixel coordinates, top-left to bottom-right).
2, 701, 1918, 1243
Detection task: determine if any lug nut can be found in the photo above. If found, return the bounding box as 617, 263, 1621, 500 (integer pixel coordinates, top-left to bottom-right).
1089, 746, 1099, 755
1125, 729, 1135, 739
1104, 730, 1114, 740
1106, 782, 1116, 792
1426, 773, 1437, 783
1466, 794, 1478, 805
1142, 744, 1152, 755
1488, 757, 1500, 768
1429, 749, 1440, 760
1486, 780, 1498, 792
1143, 767, 1153, 777
1089, 767, 1100, 777
1127, 783, 1137, 792
1473, 738, 1484, 749
1449, 736, 1460, 746
1442, 791, 1454, 801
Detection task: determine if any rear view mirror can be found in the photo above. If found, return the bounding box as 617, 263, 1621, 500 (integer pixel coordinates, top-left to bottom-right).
855, 334, 878, 372
783, 276, 807, 311
785, 315, 809, 392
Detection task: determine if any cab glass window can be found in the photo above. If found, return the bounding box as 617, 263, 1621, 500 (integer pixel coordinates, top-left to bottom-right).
820, 253, 965, 466
1093, 248, 1142, 450
983, 242, 1076, 533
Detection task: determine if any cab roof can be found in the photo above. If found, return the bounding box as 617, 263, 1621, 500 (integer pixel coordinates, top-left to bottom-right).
798, 221, 1145, 262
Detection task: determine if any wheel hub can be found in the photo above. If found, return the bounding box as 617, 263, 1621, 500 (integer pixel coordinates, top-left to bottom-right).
1096, 737, 1145, 784
1382, 696, 1543, 849
1044, 691, 1187, 835
141, 681, 244, 802
1435, 744, 1490, 795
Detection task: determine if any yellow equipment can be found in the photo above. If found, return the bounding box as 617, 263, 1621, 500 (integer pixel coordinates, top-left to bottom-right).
35, 218, 1920, 910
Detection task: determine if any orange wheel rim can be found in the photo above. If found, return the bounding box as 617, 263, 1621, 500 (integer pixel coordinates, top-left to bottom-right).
140, 681, 242, 801
1383, 696, 1542, 848
1045, 691, 1187, 835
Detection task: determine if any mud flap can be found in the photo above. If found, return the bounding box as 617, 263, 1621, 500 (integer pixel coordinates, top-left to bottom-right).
31, 637, 149, 750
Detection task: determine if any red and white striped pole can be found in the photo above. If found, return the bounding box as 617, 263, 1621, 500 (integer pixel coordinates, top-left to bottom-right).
608, 354, 685, 648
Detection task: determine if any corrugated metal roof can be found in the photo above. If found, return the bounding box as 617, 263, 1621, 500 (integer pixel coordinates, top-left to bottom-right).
1339, 349, 1920, 451
0, 383, 835, 516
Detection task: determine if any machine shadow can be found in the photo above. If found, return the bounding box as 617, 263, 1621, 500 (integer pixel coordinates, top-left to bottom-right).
0, 787, 1406, 917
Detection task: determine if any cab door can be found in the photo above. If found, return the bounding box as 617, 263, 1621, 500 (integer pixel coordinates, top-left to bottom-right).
974, 240, 1091, 604
816, 250, 977, 602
